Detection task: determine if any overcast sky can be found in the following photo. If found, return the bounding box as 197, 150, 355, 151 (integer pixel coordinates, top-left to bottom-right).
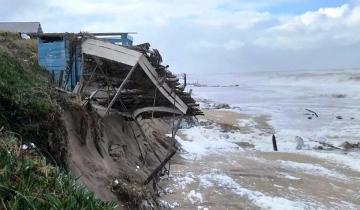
1, 0, 360, 73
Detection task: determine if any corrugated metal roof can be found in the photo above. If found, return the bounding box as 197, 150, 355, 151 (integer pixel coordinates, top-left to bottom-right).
0, 22, 43, 34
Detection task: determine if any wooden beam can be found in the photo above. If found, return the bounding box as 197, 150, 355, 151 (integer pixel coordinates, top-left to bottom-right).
133, 106, 183, 118
143, 149, 177, 185
82, 39, 189, 115
89, 32, 137, 36
138, 56, 188, 113
92, 104, 132, 118
82, 39, 142, 66
105, 63, 138, 114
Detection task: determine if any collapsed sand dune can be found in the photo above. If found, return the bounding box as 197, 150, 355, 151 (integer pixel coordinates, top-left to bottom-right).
63, 104, 175, 209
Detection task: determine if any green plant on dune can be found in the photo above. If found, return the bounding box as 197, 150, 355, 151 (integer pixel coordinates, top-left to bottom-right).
0, 131, 117, 210
0, 34, 116, 209
0, 52, 67, 167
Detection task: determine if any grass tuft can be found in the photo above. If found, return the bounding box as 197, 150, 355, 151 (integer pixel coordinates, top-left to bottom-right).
0, 131, 117, 210
0, 52, 66, 166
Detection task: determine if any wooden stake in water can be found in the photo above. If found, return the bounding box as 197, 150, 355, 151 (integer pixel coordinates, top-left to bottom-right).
272, 135, 278, 151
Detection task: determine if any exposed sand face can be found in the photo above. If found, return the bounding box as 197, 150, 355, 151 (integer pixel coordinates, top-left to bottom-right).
64, 106, 175, 209
160, 109, 360, 210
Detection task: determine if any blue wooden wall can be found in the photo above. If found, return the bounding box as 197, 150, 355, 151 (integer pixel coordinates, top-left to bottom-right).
38, 37, 68, 86
38, 34, 133, 91
38, 36, 80, 90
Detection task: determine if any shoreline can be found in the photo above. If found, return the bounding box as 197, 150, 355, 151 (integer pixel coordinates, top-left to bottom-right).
159, 107, 360, 210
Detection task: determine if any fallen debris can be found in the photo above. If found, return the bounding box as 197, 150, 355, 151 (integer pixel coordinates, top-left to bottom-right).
144, 149, 178, 186
331, 94, 347, 98
340, 142, 360, 150
213, 103, 231, 109
305, 109, 319, 118
235, 142, 255, 149
315, 141, 342, 151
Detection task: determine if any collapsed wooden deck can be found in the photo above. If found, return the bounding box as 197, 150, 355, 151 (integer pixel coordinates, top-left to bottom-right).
78, 38, 202, 120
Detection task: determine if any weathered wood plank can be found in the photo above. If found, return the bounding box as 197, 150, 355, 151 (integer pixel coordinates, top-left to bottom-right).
82, 39, 189, 115
106, 63, 139, 114
138, 56, 188, 113
133, 106, 183, 118
82, 39, 142, 66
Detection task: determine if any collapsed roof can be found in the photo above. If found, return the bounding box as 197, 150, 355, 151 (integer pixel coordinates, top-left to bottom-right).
37, 32, 202, 119
78, 38, 202, 119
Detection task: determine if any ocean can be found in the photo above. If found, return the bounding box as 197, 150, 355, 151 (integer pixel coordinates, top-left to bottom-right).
160, 69, 360, 209
188, 69, 360, 150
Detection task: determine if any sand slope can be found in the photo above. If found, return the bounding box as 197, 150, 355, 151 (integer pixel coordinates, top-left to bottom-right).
63, 105, 174, 209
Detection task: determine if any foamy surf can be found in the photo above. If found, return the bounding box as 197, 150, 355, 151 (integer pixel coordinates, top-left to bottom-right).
159, 70, 360, 209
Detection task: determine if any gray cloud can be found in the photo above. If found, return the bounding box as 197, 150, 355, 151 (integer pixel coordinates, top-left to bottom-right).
0, 0, 359, 73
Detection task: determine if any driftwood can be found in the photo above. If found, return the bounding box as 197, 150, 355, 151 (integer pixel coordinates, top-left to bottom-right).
305, 109, 319, 117
316, 141, 342, 150
143, 149, 177, 185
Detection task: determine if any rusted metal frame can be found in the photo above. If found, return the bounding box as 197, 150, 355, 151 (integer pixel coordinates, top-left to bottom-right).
105, 62, 139, 114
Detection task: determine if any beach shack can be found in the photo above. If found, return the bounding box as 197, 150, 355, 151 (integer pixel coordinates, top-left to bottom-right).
37, 31, 202, 119
37, 33, 133, 90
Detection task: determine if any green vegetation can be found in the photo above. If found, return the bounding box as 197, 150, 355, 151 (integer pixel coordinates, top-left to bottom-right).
0, 52, 66, 166
0, 53, 53, 112
0, 33, 117, 209
0, 132, 117, 210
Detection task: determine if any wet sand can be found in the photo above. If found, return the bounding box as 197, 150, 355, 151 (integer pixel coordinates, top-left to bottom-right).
159, 109, 360, 210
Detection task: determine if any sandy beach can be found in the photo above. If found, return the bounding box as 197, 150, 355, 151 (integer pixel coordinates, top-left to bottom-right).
159, 109, 360, 210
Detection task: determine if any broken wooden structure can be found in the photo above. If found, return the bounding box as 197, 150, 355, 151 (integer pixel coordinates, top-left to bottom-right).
38, 32, 203, 193
38, 33, 202, 120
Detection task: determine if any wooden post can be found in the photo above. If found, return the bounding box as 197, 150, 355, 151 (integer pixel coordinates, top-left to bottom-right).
272, 135, 278, 151
143, 149, 177, 185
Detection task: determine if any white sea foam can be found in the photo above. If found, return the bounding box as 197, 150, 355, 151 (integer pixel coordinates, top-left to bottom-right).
278, 172, 302, 180
186, 190, 203, 204
277, 160, 348, 180
300, 151, 360, 173
175, 126, 242, 159
198, 171, 323, 210
172, 70, 360, 209
172, 172, 196, 189
189, 70, 360, 146
187, 70, 360, 166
